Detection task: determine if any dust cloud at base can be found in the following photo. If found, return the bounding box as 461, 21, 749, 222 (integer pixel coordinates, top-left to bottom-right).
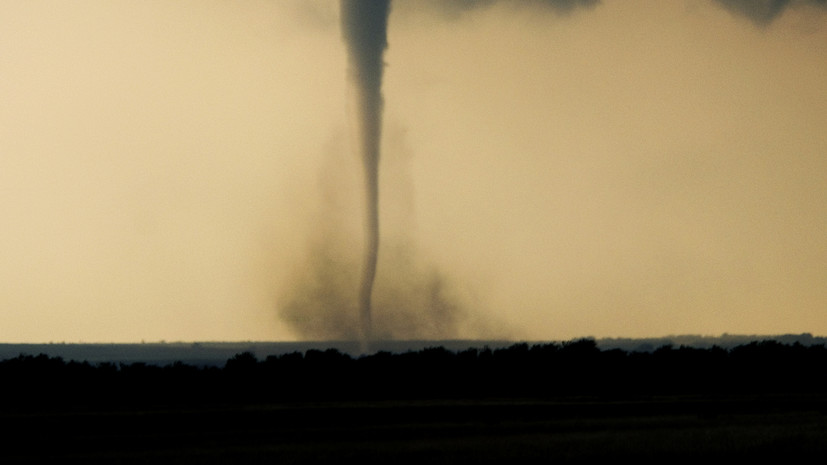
276, 129, 506, 341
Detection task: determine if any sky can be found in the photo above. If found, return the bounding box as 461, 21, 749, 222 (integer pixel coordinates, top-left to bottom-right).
1, 0, 825, 343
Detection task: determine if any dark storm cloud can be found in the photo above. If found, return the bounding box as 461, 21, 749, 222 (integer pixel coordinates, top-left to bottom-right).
394, 0, 601, 19
713, 0, 827, 25
439, 0, 602, 14
394, 0, 825, 24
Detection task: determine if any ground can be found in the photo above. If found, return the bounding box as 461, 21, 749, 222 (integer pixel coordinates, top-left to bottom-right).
2, 395, 825, 464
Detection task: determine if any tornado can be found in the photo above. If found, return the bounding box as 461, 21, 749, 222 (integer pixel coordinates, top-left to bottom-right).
340, 0, 391, 352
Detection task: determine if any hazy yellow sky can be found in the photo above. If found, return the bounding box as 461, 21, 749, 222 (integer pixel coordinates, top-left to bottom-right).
1, 0, 825, 343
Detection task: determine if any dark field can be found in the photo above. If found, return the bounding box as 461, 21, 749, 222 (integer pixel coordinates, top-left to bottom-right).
2, 339, 826, 463
3, 397, 826, 464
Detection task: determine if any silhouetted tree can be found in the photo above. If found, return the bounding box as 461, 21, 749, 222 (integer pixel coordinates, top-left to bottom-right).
225, 351, 258, 371
2, 339, 827, 408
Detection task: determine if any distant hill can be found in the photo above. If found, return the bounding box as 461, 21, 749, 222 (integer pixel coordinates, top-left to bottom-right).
596, 333, 826, 352
0, 340, 512, 366
597, 333, 827, 352
0, 334, 822, 366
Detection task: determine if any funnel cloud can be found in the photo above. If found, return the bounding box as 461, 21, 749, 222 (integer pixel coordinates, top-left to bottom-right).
278, 2, 507, 344
340, 0, 391, 349
392, 0, 826, 24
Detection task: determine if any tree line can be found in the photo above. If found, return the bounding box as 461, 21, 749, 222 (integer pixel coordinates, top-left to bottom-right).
1, 339, 826, 408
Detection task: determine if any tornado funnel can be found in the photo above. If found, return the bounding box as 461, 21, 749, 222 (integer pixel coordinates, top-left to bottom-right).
340, 0, 391, 352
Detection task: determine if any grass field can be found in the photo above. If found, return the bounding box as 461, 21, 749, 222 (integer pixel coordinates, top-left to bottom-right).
2, 395, 825, 464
